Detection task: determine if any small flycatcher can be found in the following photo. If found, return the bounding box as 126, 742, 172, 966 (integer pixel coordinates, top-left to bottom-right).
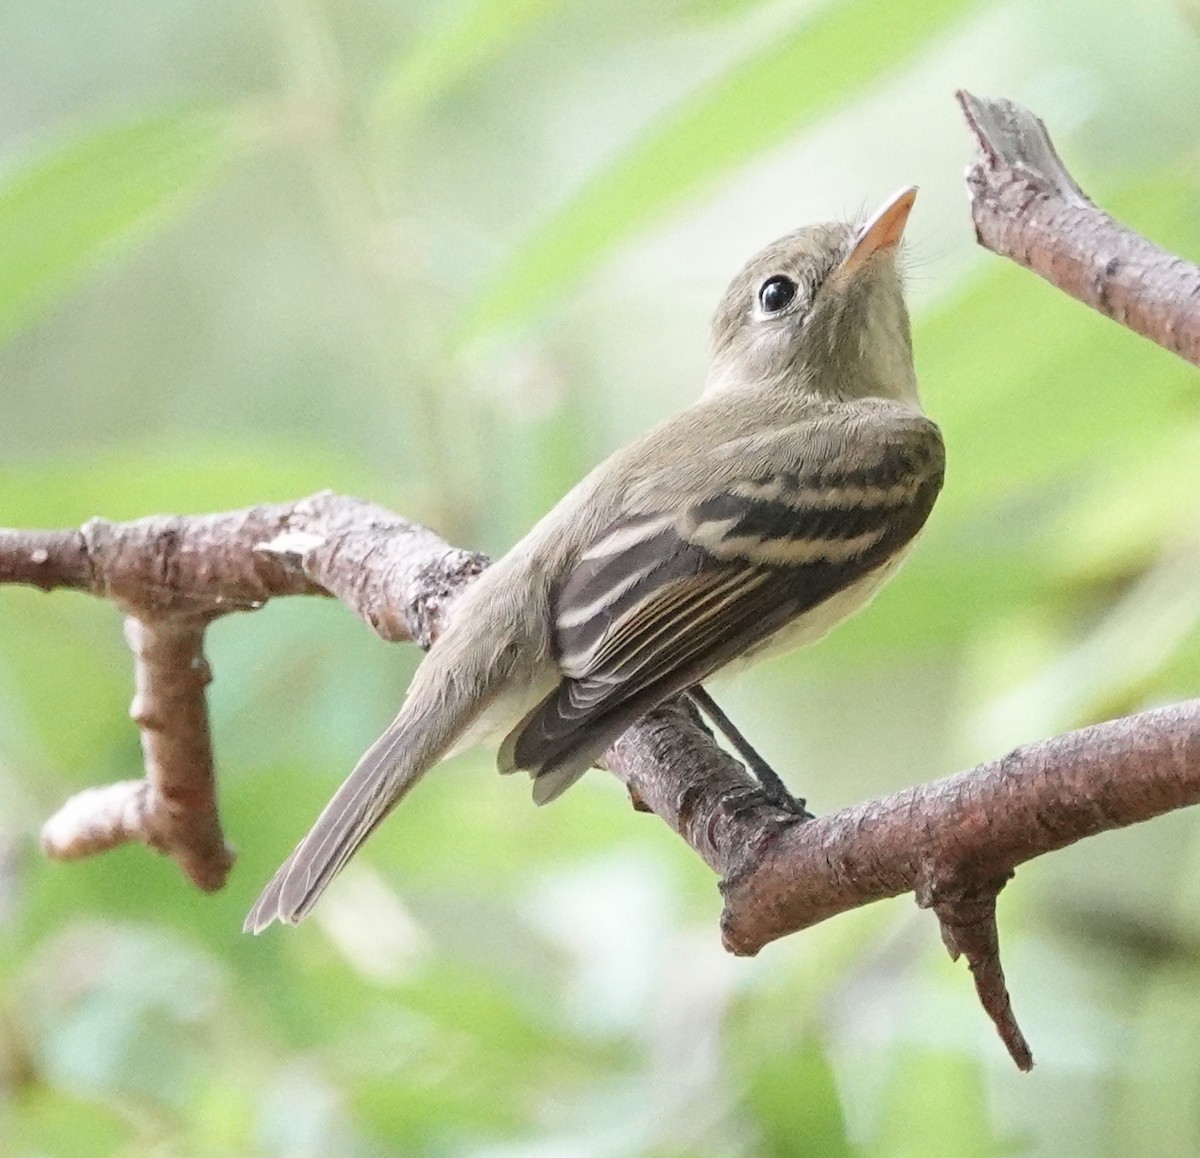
247, 186, 944, 932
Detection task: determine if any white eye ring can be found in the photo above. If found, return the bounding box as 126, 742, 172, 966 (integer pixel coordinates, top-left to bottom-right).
758, 275, 798, 314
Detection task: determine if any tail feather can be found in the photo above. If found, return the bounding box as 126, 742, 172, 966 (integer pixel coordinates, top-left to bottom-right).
245, 694, 485, 933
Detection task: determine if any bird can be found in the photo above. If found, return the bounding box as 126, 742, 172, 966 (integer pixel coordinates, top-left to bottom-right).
245, 186, 945, 933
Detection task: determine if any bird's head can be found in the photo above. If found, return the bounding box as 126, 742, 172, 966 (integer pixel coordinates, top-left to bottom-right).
706, 186, 918, 405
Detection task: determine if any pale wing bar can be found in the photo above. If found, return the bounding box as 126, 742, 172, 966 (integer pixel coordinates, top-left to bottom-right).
504, 429, 944, 793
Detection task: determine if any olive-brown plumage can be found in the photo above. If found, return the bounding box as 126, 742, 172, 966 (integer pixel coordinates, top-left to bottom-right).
246, 187, 943, 933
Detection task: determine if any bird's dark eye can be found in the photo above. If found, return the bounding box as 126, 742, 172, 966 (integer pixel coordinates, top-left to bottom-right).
758, 275, 797, 314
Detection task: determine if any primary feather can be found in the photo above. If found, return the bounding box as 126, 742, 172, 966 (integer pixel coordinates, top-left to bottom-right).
247, 188, 944, 929
500, 404, 943, 800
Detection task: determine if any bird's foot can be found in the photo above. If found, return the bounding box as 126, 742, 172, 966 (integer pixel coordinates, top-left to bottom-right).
688, 686, 814, 820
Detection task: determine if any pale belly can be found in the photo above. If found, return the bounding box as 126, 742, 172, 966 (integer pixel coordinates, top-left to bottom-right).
449, 544, 914, 760
445, 667, 559, 758
737, 545, 914, 668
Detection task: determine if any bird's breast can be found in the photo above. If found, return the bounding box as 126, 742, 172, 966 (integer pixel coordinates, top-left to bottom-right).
737, 545, 913, 667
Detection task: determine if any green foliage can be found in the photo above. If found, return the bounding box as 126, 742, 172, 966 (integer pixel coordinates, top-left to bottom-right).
2, 0, 1200, 1154
0, 111, 243, 344
870, 1048, 995, 1157
741, 1035, 854, 1156
465, 0, 982, 339
375, 0, 572, 123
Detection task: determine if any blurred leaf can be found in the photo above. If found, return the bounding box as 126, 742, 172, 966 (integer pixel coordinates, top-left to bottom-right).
0, 110, 243, 344
921, 274, 1198, 524
0, 439, 380, 526
465, 0, 980, 338
744, 1034, 853, 1157
869, 1048, 996, 1157
970, 535, 1200, 753
671, 0, 782, 22
1108, 963, 1200, 1158
374, 0, 571, 124
921, 165, 1200, 521
23, 922, 229, 1107
340, 964, 608, 1144
0, 586, 130, 776
1045, 423, 1200, 581
483, 388, 604, 550
0, 1086, 130, 1157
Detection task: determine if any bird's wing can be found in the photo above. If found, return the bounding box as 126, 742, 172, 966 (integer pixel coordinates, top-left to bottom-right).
499, 408, 944, 801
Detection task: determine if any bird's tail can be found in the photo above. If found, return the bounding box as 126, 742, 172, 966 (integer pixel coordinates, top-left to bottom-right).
244, 661, 495, 933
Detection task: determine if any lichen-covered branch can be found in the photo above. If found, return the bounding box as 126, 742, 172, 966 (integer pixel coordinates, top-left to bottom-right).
957, 90, 1200, 367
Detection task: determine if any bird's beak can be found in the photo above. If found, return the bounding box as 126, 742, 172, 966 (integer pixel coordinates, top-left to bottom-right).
837, 185, 917, 281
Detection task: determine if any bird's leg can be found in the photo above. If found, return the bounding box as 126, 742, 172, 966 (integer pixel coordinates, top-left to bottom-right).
687, 686, 812, 818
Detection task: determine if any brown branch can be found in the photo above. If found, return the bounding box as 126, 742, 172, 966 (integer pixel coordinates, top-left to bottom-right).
720, 700, 1200, 951
13, 494, 485, 890
6, 493, 1200, 1069
42, 614, 232, 891
957, 89, 1200, 367
720, 700, 1200, 1070
6, 93, 1200, 1068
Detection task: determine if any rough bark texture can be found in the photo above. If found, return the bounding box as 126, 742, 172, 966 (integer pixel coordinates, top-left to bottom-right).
958, 90, 1200, 367
3, 94, 1200, 1071
6, 497, 1200, 1069
19, 495, 487, 891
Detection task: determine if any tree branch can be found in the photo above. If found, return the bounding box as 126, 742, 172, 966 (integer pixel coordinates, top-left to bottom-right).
5, 492, 1200, 1070
7, 494, 486, 890
957, 90, 1200, 367
4, 92, 1200, 1072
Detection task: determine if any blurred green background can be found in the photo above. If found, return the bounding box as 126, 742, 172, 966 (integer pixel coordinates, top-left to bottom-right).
3, 0, 1200, 1153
